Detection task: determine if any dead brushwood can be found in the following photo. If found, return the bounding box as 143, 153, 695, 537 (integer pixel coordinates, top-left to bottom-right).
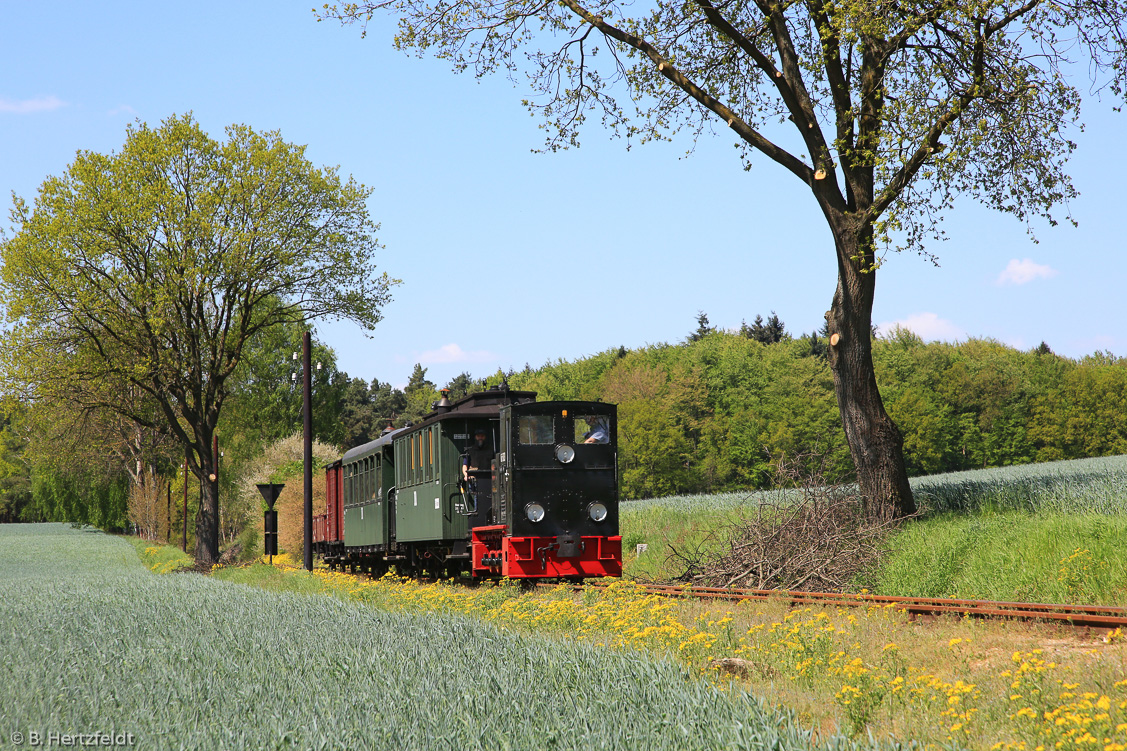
671, 454, 913, 592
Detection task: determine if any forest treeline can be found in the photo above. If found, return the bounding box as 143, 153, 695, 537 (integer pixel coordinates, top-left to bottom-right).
3, 314, 1126, 531
505, 324, 1127, 498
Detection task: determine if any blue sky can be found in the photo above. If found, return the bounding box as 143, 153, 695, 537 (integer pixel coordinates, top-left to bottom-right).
2, 3, 1124, 389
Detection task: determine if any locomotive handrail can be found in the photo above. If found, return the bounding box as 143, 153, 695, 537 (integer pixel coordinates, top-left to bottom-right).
449, 480, 476, 516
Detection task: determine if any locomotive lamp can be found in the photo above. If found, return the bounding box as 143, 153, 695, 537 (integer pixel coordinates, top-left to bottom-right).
525, 503, 545, 523
587, 502, 608, 522
555, 444, 575, 464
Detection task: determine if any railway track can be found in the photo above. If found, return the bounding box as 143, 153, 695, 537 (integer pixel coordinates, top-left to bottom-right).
560, 582, 1127, 631
326, 565, 1127, 631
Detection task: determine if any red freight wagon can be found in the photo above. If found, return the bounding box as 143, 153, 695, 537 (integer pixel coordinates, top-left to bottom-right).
312, 460, 346, 566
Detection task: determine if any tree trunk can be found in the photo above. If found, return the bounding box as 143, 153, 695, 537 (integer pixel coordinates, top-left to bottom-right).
193, 440, 220, 565
824, 219, 916, 519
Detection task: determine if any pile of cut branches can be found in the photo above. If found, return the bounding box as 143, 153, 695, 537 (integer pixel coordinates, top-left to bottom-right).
671, 455, 911, 592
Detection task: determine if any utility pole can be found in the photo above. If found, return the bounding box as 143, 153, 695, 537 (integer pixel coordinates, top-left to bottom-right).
213, 433, 220, 550
181, 455, 188, 552
303, 330, 313, 571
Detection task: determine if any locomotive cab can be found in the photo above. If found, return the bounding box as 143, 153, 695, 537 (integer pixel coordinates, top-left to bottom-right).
472, 401, 623, 579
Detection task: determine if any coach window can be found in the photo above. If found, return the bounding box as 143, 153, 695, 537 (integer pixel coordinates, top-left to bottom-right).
362, 458, 369, 505
370, 457, 376, 501
410, 435, 419, 482
425, 429, 433, 481
518, 415, 554, 445
370, 457, 378, 501
414, 434, 420, 484
431, 427, 437, 477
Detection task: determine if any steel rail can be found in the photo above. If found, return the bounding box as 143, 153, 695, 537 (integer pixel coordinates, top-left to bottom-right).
327, 567, 1127, 630
565, 582, 1127, 630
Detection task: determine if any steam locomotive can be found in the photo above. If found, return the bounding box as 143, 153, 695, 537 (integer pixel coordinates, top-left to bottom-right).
312, 384, 622, 580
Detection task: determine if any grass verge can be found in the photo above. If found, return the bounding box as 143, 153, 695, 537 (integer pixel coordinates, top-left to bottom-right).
125, 535, 195, 573
866, 512, 1127, 604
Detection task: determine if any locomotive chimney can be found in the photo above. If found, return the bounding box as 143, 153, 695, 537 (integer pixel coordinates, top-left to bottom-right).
435, 388, 452, 413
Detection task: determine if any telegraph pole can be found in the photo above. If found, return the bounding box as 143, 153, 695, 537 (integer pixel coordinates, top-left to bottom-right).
213, 434, 220, 551
303, 330, 313, 571
181, 455, 188, 552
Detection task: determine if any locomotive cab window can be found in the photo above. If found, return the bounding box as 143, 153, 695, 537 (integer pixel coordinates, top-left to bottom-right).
575, 415, 611, 445
518, 415, 554, 445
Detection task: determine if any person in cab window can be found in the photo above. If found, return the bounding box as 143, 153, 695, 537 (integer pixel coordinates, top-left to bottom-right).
462, 427, 495, 481
583, 416, 610, 444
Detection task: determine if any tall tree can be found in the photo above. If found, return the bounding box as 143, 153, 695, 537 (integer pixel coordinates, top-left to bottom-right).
321, 0, 1126, 518
444, 371, 482, 401
0, 114, 397, 563
0, 401, 31, 523
742, 312, 788, 344
400, 363, 439, 424
687, 311, 715, 343
370, 379, 410, 429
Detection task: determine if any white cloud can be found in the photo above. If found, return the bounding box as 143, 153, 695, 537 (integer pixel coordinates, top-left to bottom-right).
0, 95, 66, 114
877, 312, 965, 342
108, 104, 138, 116
398, 343, 497, 366
997, 258, 1058, 286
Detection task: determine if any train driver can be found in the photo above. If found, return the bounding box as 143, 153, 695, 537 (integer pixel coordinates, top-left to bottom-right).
583, 416, 610, 444
462, 427, 495, 482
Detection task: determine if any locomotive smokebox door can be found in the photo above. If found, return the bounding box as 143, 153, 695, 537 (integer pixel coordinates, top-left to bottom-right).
555, 534, 581, 558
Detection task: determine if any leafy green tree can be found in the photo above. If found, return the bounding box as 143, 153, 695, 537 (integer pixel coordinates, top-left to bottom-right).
322, 0, 1126, 518
444, 372, 483, 401
1031, 363, 1127, 460
220, 321, 348, 455
0, 114, 397, 563
508, 348, 624, 400
618, 400, 694, 499
883, 386, 954, 475
26, 463, 130, 530
0, 401, 31, 523
371, 379, 410, 429
340, 377, 380, 448
798, 332, 829, 360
